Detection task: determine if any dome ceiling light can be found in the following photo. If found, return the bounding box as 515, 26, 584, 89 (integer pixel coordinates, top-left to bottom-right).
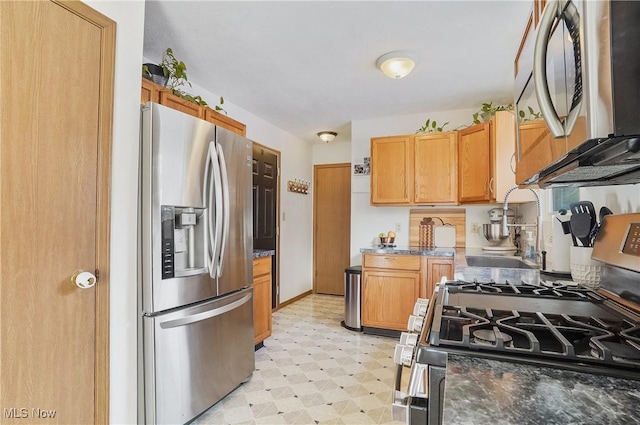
376, 51, 417, 79
317, 131, 337, 143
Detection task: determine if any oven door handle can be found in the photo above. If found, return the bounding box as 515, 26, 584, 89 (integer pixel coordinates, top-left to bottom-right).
392, 364, 409, 424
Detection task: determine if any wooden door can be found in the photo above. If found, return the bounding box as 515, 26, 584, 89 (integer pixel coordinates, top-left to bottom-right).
252, 143, 280, 308
313, 163, 351, 295
414, 132, 458, 204
370, 135, 413, 204
0, 2, 114, 423
458, 122, 492, 203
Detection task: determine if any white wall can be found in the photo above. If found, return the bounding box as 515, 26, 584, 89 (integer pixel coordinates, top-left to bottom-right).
580, 185, 639, 213
313, 140, 352, 165
84, 1, 145, 424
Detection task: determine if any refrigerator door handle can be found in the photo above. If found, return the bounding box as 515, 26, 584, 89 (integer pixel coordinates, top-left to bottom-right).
216, 143, 230, 278
203, 142, 214, 272
206, 142, 223, 279
159, 293, 252, 329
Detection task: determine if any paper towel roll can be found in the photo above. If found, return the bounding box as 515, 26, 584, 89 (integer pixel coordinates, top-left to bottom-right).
551, 214, 571, 272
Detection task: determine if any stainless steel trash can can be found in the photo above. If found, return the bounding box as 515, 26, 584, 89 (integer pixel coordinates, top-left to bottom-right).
342, 265, 362, 331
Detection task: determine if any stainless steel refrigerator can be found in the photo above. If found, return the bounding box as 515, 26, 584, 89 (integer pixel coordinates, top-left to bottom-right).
138, 102, 254, 424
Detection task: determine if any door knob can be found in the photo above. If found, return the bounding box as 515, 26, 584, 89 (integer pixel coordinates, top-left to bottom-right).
72, 270, 97, 289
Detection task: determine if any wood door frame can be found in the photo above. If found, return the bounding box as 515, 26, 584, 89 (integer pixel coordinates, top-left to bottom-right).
56, 2, 115, 423
252, 141, 281, 310
313, 163, 351, 294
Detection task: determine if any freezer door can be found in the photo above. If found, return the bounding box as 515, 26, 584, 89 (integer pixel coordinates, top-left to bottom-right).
142, 288, 255, 425
215, 126, 253, 295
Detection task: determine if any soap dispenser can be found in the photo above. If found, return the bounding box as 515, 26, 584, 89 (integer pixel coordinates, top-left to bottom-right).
524, 231, 536, 261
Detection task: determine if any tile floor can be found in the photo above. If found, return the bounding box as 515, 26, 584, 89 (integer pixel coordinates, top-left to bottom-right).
193, 294, 405, 425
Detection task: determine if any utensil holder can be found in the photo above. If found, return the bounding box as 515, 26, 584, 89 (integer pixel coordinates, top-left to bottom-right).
570, 246, 604, 288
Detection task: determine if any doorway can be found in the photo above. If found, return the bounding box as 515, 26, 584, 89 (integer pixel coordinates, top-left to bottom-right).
313, 163, 351, 295
0, 2, 114, 423
252, 143, 281, 309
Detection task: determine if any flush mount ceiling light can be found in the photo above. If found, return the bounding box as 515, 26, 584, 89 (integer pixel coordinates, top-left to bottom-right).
317, 131, 337, 143
376, 51, 416, 79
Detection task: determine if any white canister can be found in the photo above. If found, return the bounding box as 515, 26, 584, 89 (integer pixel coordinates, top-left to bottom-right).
570, 246, 604, 288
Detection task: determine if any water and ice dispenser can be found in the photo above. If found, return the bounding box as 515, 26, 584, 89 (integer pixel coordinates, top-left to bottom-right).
161, 205, 207, 279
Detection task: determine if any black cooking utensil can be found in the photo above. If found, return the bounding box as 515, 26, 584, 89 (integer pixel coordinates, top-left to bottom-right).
589, 206, 614, 245
599, 206, 613, 223
570, 213, 593, 247
570, 201, 597, 238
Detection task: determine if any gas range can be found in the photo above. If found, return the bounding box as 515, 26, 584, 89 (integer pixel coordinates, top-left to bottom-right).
426, 280, 640, 379
392, 213, 640, 425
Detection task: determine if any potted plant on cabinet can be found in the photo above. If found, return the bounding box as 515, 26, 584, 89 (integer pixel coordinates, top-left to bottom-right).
472, 102, 514, 124
415, 118, 449, 133
142, 48, 208, 106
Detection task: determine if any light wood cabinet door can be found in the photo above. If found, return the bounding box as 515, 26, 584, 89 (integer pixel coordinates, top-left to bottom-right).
371, 135, 413, 204
515, 119, 561, 184
141, 78, 160, 104
204, 108, 246, 137
362, 270, 420, 331
159, 90, 204, 118
426, 258, 454, 297
414, 132, 458, 204
458, 122, 492, 203
253, 256, 272, 345
493, 111, 536, 202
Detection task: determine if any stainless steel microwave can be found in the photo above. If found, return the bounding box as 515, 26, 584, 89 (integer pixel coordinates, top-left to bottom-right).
515, 0, 640, 187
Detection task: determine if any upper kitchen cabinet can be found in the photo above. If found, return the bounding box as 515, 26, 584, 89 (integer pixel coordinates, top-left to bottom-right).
414, 132, 458, 204
371, 132, 458, 206
371, 135, 413, 204
458, 121, 492, 203
140, 78, 246, 136
459, 111, 536, 203
493, 111, 537, 202
204, 108, 246, 137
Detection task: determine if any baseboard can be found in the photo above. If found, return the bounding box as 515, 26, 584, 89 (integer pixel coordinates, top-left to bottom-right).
277, 290, 312, 310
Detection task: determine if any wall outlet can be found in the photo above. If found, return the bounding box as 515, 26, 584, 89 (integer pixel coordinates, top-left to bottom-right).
471, 222, 479, 234
395, 222, 401, 233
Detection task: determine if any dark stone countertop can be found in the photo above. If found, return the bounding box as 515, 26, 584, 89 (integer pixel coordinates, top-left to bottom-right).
443, 354, 640, 425
359, 246, 455, 257
253, 249, 275, 258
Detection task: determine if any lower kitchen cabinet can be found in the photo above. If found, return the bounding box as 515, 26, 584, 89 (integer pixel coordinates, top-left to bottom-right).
362, 270, 421, 331
253, 256, 272, 345
361, 253, 454, 332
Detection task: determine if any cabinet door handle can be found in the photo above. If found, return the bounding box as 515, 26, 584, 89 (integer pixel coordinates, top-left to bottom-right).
489, 177, 495, 194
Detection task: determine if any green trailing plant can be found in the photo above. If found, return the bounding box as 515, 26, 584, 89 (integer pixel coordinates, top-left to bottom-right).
416, 118, 449, 133
214, 96, 227, 115
472, 102, 514, 124
518, 106, 543, 122
143, 48, 217, 108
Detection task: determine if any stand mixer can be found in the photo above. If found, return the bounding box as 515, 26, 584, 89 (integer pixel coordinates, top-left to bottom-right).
482, 208, 517, 254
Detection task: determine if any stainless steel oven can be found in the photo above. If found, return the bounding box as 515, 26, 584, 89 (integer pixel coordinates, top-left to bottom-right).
392, 213, 640, 425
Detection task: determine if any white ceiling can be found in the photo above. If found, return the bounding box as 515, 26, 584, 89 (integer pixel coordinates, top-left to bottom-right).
143, 1, 531, 144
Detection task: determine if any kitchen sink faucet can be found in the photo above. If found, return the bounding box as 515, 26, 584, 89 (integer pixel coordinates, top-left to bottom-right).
501, 185, 543, 264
